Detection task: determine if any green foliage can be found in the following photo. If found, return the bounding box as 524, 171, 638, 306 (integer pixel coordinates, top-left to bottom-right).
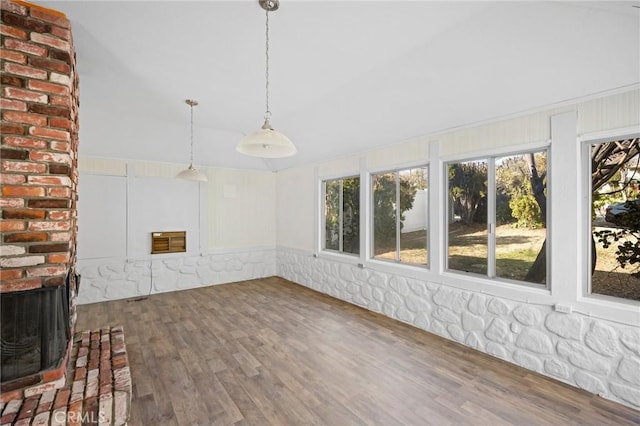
324, 177, 360, 254
373, 172, 419, 247
594, 200, 640, 276
373, 174, 396, 246
591, 140, 640, 277
496, 156, 529, 199
449, 161, 487, 225
496, 193, 512, 224
509, 194, 543, 228
342, 177, 360, 254
474, 197, 487, 224
324, 181, 340, 250
404, 168, 428, 191
495, 153, 547, 226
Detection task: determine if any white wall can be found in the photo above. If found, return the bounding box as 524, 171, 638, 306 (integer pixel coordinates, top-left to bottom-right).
76, 160, 277, 303
210, 168, 276, 248
132, 177, 201, 256
275, 165, 315, 251
275, 89, 640, 410
77, 174, 127, 259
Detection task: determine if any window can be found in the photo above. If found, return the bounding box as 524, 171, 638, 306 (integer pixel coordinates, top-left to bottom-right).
447, 149, 548, 285
589, 137, 640, 301
372, 167, 428, 266
323, 176, 360, 254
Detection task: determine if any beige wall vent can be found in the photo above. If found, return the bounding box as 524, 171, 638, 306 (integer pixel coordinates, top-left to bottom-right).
151, 231, 186, 254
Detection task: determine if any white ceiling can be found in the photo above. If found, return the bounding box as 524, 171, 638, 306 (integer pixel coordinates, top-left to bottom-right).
41, 1, 640, 171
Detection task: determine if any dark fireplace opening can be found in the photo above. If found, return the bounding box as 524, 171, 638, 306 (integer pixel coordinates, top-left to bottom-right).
1, 276, 73, 384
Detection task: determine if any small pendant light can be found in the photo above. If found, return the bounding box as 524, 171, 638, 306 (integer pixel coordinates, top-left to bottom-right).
177, 99, 208, 182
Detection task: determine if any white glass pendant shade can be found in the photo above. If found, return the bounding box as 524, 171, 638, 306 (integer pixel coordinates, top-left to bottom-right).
237, 122, 296, 158
176, 164, 208, 182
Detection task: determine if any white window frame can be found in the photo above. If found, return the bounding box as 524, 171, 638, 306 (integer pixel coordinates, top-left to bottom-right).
580, 128, 640, 308
370, 164, 429, 268
309, 114, 639, 326
320, 174, 360, 258
443, 145, 550, 289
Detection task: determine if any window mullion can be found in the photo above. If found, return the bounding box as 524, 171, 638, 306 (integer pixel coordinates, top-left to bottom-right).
360, 158, 369, 262
488, 158, 496, 278
584, 143, 593, 296
339, 180, 344, 252
395, 171, 401, 262
321, 181, 326, 251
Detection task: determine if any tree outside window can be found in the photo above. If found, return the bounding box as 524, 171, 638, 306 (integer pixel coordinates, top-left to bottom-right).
323, 177, 360, 255
591, 137, 640, 301
447, 150, 548, 285
495, 152, 546, 283
447, 160, 489, 275
372, 167, 428, 266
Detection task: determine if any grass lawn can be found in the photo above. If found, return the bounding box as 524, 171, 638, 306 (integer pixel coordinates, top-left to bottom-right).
374, 230, 428, 265
376, 224, 639, 301
447, 223, 544, 281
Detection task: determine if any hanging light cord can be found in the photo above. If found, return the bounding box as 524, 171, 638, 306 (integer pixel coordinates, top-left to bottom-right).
178, 99, 206, 181
189, 101, 195, 167
264, 8, 271, 123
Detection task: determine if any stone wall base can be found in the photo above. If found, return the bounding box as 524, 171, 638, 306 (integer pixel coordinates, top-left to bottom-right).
277, 248, 640, 410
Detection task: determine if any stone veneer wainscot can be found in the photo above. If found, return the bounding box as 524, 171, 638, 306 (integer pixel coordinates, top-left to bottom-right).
76, 248, 276, 303
277, 248, 640, 410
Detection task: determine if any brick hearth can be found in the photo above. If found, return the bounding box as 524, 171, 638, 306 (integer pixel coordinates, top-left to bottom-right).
0, 326, 131, 426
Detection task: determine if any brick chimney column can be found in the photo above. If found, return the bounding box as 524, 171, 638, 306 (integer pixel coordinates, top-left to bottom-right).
1, 0, 79, 294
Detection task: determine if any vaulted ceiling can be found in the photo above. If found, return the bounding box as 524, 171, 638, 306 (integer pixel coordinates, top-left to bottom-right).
43, 1, 639, 171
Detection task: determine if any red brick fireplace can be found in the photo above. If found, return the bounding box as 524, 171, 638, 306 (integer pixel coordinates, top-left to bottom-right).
1, 3, 131, 424
1, 0, 79, 403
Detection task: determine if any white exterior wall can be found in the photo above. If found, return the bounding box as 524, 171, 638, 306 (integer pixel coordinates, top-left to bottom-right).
401, 189, 428, 233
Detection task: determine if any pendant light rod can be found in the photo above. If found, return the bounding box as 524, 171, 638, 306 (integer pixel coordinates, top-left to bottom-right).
260, 0, 279, 124
264, 5, 271, 123
186, 99, 198, 166
177, 99, 207, 182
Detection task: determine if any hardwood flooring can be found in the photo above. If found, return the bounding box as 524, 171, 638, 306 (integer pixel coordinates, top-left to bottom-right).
75, 277, 640, 425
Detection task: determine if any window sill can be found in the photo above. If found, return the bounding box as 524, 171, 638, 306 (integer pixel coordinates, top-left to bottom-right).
364, 258, 430, 280
361, 259, 553, 306
574, 294, 640, 326
439, 270, 553, 305
317, 250, 361, 266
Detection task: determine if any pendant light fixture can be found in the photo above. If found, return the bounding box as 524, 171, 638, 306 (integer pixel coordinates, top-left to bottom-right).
177, 99, 208, 182
237, 0, 296, 158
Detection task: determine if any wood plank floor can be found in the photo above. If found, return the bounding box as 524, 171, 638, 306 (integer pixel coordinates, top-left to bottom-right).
76, 277, 640, 425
